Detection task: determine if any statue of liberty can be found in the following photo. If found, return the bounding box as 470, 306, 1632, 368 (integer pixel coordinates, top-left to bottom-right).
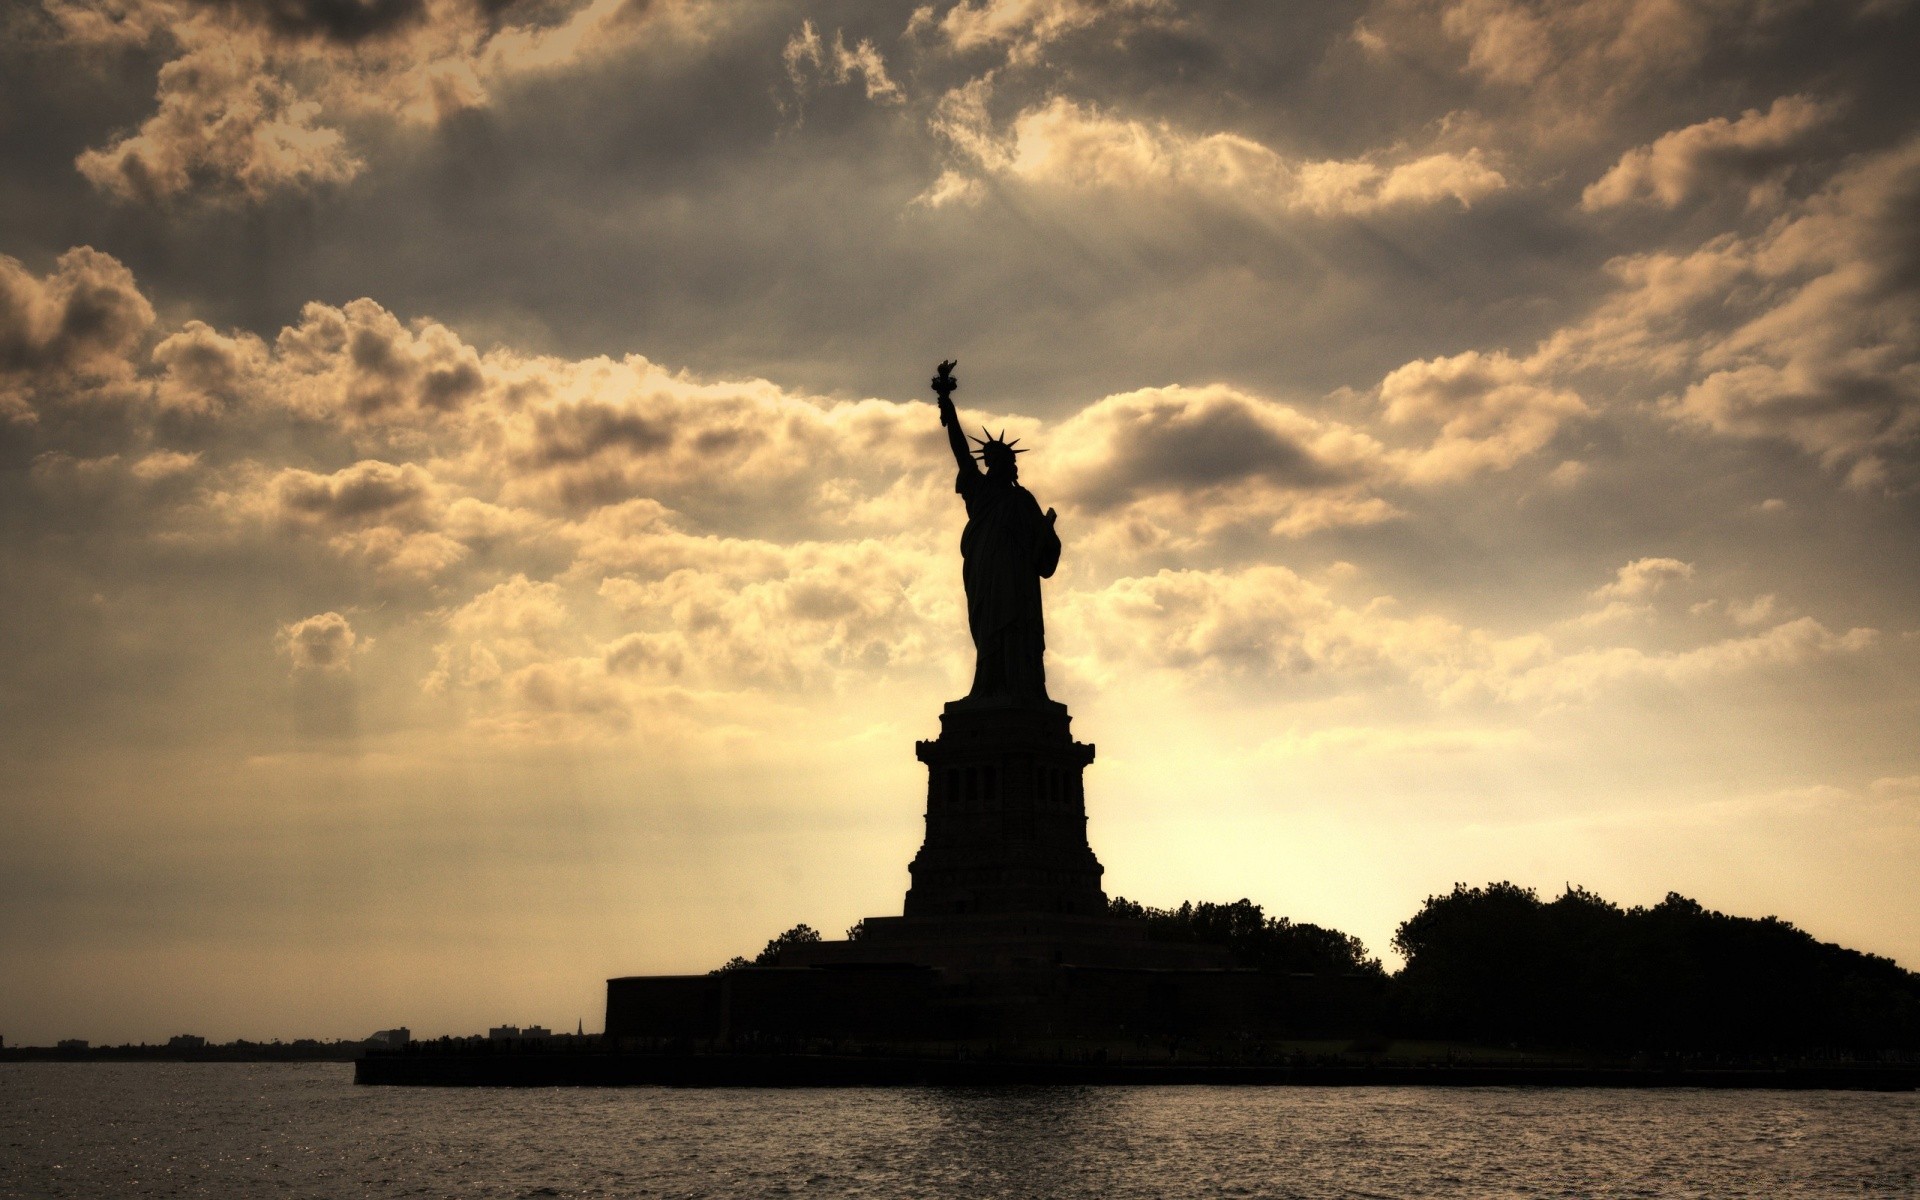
932, 361, 1061, 708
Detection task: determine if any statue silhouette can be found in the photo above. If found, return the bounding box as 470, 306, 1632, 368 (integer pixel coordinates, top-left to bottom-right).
934, 361, 1061, 707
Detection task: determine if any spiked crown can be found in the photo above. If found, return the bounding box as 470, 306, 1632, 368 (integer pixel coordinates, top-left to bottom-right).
969, 427, 1028, 467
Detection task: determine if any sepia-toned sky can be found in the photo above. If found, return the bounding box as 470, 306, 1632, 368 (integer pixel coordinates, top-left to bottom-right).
2, 0, 1917, 1046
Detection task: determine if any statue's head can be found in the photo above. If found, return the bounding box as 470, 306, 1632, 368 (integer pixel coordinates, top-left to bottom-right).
971, 429, 1026, 480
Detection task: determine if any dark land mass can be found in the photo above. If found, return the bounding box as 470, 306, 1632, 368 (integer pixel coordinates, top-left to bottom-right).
1388, 881, 1920, 1055
6, 1040, 378, 1063
357, 882, 1920, 1090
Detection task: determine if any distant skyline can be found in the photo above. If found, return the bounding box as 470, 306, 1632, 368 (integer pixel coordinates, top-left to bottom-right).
3, 0, 1918, 1046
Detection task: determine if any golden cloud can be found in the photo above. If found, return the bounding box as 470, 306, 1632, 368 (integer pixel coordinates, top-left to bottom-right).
924, 91, 1507, 215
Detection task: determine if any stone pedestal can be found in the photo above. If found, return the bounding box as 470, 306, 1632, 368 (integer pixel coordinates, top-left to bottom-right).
904, 699, 1107, 918
610, 693, 1247, 1046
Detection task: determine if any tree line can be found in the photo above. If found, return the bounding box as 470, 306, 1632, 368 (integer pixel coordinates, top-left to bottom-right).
720, 883, 1920, 1052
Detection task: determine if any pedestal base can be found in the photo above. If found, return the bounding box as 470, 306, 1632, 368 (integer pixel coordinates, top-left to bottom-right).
905, 700, 1106, 917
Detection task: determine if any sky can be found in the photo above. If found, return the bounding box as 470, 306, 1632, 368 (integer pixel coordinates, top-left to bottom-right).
1, 0, 1917, 1046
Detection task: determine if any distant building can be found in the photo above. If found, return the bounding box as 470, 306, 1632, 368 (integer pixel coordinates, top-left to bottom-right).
56, 1039, 87, 1051
167, 1035, 206, 1050
522, 1025, 553, 1039
487, 1026, 520, 1041
366, 1028, 410, 1049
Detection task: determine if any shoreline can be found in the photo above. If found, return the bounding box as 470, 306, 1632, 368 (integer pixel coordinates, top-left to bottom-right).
352, 1051, 1919, 1091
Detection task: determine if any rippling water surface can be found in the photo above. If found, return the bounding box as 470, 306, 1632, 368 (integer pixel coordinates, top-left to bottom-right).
2, 1063, 1915, 1198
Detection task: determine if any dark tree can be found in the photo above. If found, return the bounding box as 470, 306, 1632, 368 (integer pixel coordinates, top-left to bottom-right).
1109, 896, 1385, 977
1392, 882, 1920, 1052
713, 923, 823, 973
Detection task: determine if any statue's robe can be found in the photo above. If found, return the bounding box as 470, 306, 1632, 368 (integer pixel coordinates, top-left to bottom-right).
956, 467, 1061, 705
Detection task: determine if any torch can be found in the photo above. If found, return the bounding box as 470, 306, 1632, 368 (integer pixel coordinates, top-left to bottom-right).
933, 359, 958, 425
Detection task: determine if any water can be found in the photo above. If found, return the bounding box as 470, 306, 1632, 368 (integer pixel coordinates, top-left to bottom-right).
2, 1063, 1915, 1198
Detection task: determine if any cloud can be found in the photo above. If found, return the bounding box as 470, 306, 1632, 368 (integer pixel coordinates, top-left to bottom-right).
271, 298, 486, 427
913, 0, 1170, 64
0, 248, 156, 431
1664, 139, 1920, 488
1870, 775, 1920, 802
278, 610, 367, 672
1378, 351, 1586, 483
1414, 0, 1834, 138
0, 241, 1891, 742
1582, 95, 1840, 210
0, 247, 155, 379
1057, 563, 1877, 707
56, 0, 704, 203
1500, 616, 1878, 703
418, 534, 954, 735
151, 321, 269, 418
783, 20, 901, 106
595, 536, 947, 690
184, 0, 429, 47
271, 459, 438, 523
226, 459, 475, 577
925, 93, 1507, 215
75, 35, 362, 204
1043, 384, 1395, 538
1592, 557, 1693, 601
1414, 133, 1920, 491
1, 245, 1596, 582
1727, 593, 1778, 627
1439, 0, 1718, 92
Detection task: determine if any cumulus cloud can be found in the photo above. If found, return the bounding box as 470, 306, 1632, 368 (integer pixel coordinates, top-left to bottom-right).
426, 574, 572, 686
1043, 384, 1395, 539
0, 248, 155, 379
209, 459, 475, 577
596, 536, 946, 690
0, 247, 156, 429
76, 36, 361, 204
1058, 563, 1876, 707
1582, 95, 1840, 210
1378, 351, 1586, 483
271, 298, 486, 427
924, 92, 1507, 215
271, 459, 438, 523
151, 320, 268, 418
278, 610, 367, 672
2, 244, 1599, 586
416, 534, 953, 736
55, 0, 703, 202
0, 241, 1893, 744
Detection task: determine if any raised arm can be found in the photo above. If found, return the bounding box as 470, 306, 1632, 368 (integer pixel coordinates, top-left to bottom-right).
940, 399, 977, 473
933, 360, 978, 474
